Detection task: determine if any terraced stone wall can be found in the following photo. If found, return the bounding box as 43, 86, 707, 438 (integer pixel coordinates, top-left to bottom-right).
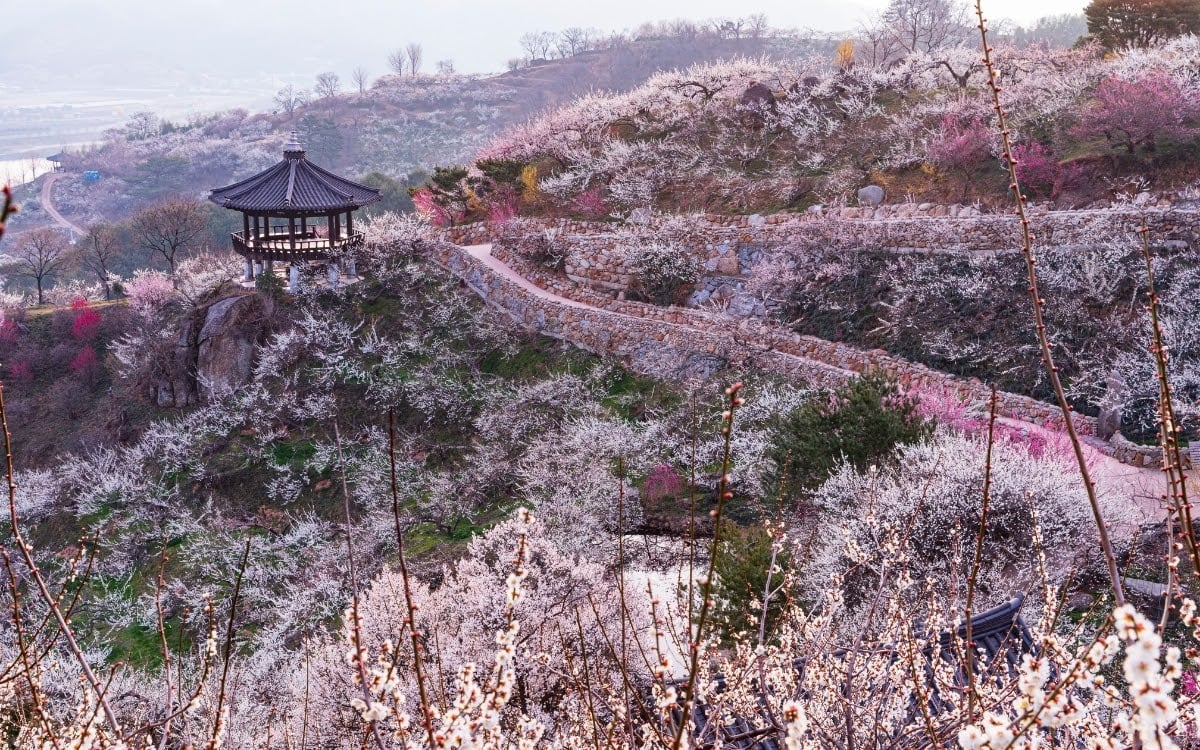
429, 240, 1098, 439
445, 207, 1200, 297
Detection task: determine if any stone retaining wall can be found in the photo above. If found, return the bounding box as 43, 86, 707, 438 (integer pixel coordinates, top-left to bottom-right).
1108, 434, 1192, 470
437, 215, 1200, 468
430, 240, 1098, 439
445, 207, 1200, 297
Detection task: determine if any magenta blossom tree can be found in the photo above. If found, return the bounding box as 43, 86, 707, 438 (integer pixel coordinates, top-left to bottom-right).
1012, 142, 1060, 199
642, 463, 684, 503
927, 114, 993, 197
1071, 71, 1198, 157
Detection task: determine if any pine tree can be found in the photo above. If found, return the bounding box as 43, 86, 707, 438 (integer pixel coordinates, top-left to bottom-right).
764, 370, 934, 505
1085, 0, 1200, 50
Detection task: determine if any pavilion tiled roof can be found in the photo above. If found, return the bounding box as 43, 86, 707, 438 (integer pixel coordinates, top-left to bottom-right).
680, 595, 1035, 750
209, 135, 380, 214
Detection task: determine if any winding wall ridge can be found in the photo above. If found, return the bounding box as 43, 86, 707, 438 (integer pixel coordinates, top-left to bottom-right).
429, 240, 1099, 440
445, 208, 1200, 298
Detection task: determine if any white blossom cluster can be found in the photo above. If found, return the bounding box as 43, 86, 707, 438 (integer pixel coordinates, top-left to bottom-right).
479, 39, 1200, 214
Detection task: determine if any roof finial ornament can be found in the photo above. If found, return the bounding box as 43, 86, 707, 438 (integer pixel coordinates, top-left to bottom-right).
283, 131, 306, 159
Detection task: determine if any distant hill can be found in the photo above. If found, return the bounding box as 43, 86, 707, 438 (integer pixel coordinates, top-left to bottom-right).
1, 30, 841, 234
303, 31, 843, 178
449, 37, 1200, 217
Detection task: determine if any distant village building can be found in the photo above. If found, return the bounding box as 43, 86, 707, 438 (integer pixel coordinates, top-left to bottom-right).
208, 133, 380, 293
47, 152, 65, 172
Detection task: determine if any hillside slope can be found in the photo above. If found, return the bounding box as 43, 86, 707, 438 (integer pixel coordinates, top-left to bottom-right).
446, 38, 1200, 219
1, 33, 832, 239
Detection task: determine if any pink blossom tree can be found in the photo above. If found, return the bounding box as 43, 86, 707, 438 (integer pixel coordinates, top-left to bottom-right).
1012, 141, 1060, 199
125, 270, 175, 315
410, 186, 453, 227
69, 346, 99, 384
642, 462, 683, 503
0, 319, 19, 348
570, 184, 610, 219
71, 301, 102, 342
926, 114, 993, 197
1071, 71, 1198, 158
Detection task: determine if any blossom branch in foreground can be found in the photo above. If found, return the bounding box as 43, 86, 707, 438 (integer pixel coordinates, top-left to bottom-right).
974, 0, 1125, 608
964, 387, 999, 722
1138, 222, 1199, 579
669, 381, 744, 750
388, 408, 438, 745
0, 376, 123, 733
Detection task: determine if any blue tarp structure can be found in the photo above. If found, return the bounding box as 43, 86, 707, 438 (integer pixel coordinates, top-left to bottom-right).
82, 171, 100, 182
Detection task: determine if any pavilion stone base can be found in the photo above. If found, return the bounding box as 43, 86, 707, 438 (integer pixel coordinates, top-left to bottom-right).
239, 257, 361, 293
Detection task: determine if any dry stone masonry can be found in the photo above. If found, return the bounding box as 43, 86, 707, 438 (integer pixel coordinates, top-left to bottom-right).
447, 206, 1200, 299
429, 241, 1093, 431
435, 204, 1196, 469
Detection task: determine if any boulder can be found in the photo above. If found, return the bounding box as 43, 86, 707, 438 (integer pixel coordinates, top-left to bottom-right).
151, 293, 272, 408
197, 294, 271, 401
716, 255, 740, 275
153, 317, 201, 408
740, 81, 777, 109
857, 185, 885, 206
627, 207, 653, 225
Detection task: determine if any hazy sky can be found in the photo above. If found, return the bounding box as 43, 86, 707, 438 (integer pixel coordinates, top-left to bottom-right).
1, 0, 1088, 87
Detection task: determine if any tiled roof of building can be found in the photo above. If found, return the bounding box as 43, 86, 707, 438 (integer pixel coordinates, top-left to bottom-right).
209, 134, 379, 214
680, 595, 1034, 750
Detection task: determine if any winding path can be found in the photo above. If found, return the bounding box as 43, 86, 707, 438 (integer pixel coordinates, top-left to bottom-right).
465, 243, 594, 312
457, 242, 1171, 536
39, 172, 87, 237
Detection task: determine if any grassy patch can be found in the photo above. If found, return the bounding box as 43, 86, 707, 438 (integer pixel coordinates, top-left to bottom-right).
105, 616, 191, 669
271, 439, 317, 466
602, 369, 680, 420
479, 338, 592, 380
480, 343, 556, 379
24, 298, 130, 318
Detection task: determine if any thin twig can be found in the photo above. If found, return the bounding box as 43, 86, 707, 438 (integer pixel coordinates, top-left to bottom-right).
1138, 223, 1199, 578
1, 550, 65, 750
963, 388, 998, 722
0, 378, 124, 731
386, 409, 438, 745
333, 421, 389, 750
974, 0, 1125, 607
669, 382, 744, 750
206, 537, 250, 750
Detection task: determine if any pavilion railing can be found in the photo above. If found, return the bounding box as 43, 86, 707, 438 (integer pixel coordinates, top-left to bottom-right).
230, 230, 365, 261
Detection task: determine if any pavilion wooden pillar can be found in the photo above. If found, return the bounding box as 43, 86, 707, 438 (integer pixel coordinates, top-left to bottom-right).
209, 136, 381, 292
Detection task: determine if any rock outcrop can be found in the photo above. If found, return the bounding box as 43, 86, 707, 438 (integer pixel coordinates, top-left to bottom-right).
152, 293, 273, 408
857, 185, 885, 206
